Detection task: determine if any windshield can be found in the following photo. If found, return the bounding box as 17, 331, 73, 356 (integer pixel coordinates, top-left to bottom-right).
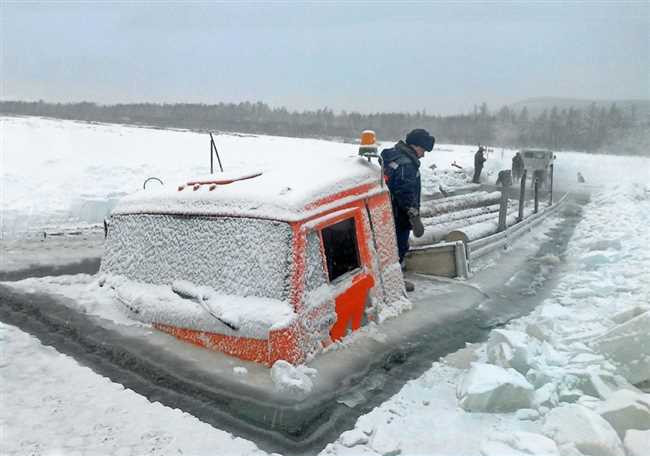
100, 214, 293, 300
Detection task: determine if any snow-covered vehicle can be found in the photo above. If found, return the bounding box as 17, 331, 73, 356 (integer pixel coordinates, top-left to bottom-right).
521, 149, 555, 188
100, 161, 408, 366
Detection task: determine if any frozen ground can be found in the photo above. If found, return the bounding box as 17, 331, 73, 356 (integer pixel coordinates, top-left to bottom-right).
2, 182, 648, 455
1, 117, 650, 455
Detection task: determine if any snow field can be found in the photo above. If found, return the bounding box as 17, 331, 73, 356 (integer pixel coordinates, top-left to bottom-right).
4, 116, 649, 240
0, 322, 270, 456
2, 117, 650, 455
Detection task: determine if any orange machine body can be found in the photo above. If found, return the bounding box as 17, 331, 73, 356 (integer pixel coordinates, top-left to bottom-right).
102, 162, 404, 366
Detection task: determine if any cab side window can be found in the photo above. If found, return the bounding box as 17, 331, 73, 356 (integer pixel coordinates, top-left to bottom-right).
321, 217, 360, 282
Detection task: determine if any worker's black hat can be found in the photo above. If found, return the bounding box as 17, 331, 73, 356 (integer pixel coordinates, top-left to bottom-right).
406, 129, 435, 152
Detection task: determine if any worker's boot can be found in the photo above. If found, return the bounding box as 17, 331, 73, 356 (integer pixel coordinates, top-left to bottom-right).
404, 280, 415, 292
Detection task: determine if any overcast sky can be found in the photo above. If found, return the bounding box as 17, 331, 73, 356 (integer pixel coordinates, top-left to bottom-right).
1, 1, 648, 114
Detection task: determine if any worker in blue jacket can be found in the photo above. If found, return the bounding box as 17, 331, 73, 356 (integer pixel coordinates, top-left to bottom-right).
381, 129, 434, 290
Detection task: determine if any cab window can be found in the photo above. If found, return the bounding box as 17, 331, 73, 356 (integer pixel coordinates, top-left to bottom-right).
321, 217, 360, 282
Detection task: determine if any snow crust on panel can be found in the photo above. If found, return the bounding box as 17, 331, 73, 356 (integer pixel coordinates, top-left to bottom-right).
367, 197, 399, 270
101, 214, 292, 301
104, 275, 295, 339
542, 404, 625, 456
457, 362, 534, 412
623, 430, 650, 456
304, 231, 329, 294
112, 161, 381, 222
596, 389, 650, 438
358, 199, 409, 323
270, 360, 317, 398
480, 432, 560, 456
299, 232, 338, 356
373, 262, 410, 323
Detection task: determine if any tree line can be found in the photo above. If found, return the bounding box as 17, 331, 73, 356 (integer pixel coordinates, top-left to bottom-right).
1, 100, 647, 155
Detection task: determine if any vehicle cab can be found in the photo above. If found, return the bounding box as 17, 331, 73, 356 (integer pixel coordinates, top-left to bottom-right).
100, 159, 409, 366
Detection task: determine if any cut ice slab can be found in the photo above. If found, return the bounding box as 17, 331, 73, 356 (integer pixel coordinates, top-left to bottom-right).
542, 404, 625, 456
457, 363, 534, 412
486, 329, 540, 375
597, 389, 650, 439
591, 311, 650, 385
480, 432, 560, 456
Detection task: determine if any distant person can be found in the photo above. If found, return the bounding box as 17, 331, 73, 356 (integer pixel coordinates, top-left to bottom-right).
381, 129, 435, 291
496, 169, 512, 187
473, 145, 487, 183
577, 172, 586, 183
512, 152, 524, 183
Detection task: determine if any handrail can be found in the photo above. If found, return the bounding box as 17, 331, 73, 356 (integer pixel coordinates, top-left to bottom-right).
468, 193, 568, 260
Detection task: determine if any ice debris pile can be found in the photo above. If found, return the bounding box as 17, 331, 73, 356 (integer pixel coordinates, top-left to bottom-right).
312, 184, 650, 456
456, 184, 650, 455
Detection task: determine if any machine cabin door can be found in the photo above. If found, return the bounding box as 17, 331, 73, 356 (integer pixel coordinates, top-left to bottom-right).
314, 211, 375, 341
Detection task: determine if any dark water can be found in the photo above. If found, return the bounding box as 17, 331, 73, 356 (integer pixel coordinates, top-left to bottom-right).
0, 257, 101, 282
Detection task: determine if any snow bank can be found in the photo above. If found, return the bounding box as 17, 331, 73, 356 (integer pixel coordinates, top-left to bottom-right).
457, 363, 534, 412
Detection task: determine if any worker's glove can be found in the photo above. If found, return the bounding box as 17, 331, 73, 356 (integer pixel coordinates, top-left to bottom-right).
407, 208, 425, 238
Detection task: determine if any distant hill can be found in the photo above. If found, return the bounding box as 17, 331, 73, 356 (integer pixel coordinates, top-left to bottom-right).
509, 97, 650, 118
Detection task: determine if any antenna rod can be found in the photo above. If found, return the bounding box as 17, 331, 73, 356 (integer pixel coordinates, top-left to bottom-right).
209, 133, 223, 172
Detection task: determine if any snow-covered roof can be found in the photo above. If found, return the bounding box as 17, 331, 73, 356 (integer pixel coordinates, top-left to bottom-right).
112, 157, 385, 221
